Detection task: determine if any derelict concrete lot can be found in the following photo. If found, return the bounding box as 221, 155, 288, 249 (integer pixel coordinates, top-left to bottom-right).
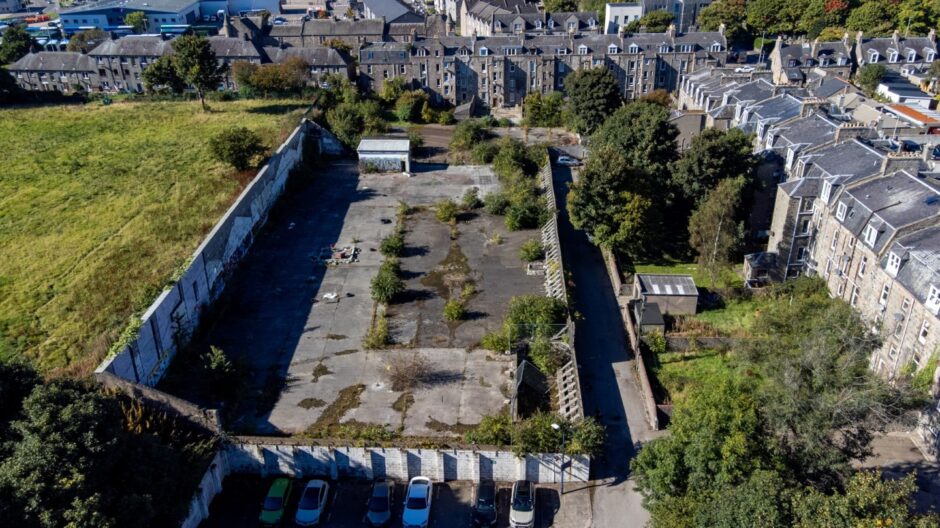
188, 160, 545, 436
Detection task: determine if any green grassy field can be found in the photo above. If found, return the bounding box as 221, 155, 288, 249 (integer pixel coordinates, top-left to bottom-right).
0, 99, 308, 372
631, 261, 742, 290
648, 349, 735, 405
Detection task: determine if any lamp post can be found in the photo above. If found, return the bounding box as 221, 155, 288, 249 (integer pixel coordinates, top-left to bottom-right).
551, 422, 567, 495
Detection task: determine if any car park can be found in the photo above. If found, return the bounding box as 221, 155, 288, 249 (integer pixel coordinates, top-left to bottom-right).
470, 480, 497, 526
259, 478, 292, 527
402, 476, 433, 528
295, 479, 330, 526
555, 155, 581, 166
509, 480, 535, 528
365, 479, 394, 526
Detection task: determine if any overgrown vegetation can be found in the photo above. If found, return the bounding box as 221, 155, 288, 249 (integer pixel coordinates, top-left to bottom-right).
631, 277, 936, 526
370, 259, 405, 304
464, 411, 605, 457
0, 361, 216, 527
208, 126, 267, 170
0, 99, 306, 371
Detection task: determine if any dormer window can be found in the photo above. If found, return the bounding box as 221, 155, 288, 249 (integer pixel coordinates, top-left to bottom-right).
863, 224, 878, 246
567, 22, 576, 31
927, 50, 936, 62
608, 44, 618, 54
417, 48, 427, 57
588, 18, 595, 28
821, 180, 832, 202
479, 47, 488, 56
836, 201, 847, 220
819, 57, 829, 66
710, 43, 721, 52
548, 19, 555, 29
838, 56, 847, 65
907, 50, 917, 62
680, 44, 692, 52
535, 20, 542, 29
868, 50, 879, 63
513, 23, 521, 32
557, 47, 568, 55
889, 50, 899, 63
459, 48, 469, 56
659, 45, 669, 53
788, 59, 797, 67
628, 44, 639, 54
578, 44, 588, 55
887, 251, 902, 276
928, 285, 940, 314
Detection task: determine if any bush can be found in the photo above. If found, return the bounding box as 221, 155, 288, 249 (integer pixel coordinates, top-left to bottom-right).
505, 295, 567, 340
646, 330, 667, 355
443, 299, 465, 322
497, 117, 513, 127
437, 110, 456, 125
527, 337, 565, 375
363, 312, 390, 348
388, 353, 432, 391
435, 198, 459, 223
451, 119, 491, 150
483, 192, 511, 215
407, 126, 424, 148
480, 331, 508, 352
461, 187, 483, 210
505, 196, 549, 231
519, 239, 544, 262
380, 232, 405, 257
371, 260, 404, 303
465, 413, 513, 445
471, 141, 499, 164
208, 127, 266, 170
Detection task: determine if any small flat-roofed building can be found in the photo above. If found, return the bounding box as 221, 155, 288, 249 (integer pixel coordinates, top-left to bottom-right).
633, 273, 699, 315
357, 137, 411, 173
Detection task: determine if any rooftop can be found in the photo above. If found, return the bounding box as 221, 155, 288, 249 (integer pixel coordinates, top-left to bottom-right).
636, 274, 699, 296
62, 0, 197, 14
357, 137, 411, 152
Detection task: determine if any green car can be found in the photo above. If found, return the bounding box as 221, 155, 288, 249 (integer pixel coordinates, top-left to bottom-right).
259, 478, 293, 526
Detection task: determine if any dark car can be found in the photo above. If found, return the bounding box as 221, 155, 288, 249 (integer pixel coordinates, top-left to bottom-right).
471, 480, 498, 526
365, 479, 393, 526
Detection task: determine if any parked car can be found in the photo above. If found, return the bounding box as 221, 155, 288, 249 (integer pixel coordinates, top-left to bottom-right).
295, 479, 330, 526
402, 476, 433, 528
556, 155, 581, 166
259, 478, 293, 527
471, 480, 498, 526
365, 479, 394, 526
509, 480, 535, 528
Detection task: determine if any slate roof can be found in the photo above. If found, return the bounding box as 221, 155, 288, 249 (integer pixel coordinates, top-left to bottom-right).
88, 36, 171, 57
769, 112, 838, 152
62, 0, 196, 14
887, 225, 940, 307
363, 0, 410, 23
636, 274, 699, 296
270, 46, 348, 66
779, 177, 822, 198
467, 0, 537, 18
8, 51, 95, 72
800, 139, 884, 187
301, 18, 385, 36
208, 37, 261, 59
836, 170, 940, 253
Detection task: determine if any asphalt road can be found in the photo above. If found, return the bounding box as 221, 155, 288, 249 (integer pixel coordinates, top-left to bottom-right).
551, 165, 656, 527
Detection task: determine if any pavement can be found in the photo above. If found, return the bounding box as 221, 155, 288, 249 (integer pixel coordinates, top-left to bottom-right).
202, 475, 591, 528
164, 161, 545, 437
551, 165, 663, 527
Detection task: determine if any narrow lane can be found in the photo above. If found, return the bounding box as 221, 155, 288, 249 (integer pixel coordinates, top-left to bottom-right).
552, 165, 655, 526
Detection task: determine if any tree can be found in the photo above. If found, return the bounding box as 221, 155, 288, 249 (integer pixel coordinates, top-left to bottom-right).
697, 0, 748, 43
639, 89, 672, 107
563, 67, 621, 135
326, 102, 365, 148
671, 128, 756, 205
208, 127, 266, 170
170, 35, 226, 112
845, 0, 894, 35
142, 56, 185, 94
688, 176, 745, 286
746, 0, 809, 35
66, 28, 108, 53
856, 63, 886, 95
246, 57, 308, 95
896, 0, 940, 37
394, 89, 429, 122
578, 0, 605, 18
450, 118, 491, 150
591, 101, 678, 187
379, 76, 407, 104
0, 67, 21, 105
567, 145, 655, 256
543, 0, 577, 11
523, 91, 565, 127
0, 25, 33, 66
124, 11, 148, 34
625, 10, 674, 32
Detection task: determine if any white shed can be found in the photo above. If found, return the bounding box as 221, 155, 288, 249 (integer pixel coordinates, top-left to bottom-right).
357, 137, 411, 173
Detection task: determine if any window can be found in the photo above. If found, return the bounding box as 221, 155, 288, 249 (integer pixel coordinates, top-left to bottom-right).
919, 320, 930, 344
889, 51, 899, 63
848, 236, 855, 248
850, 286, 859, 307
895, 319, 905, 337
837, 280, 845, 295
908, 50, 917, 63
927, 51, 936, 62
799, 219, 811, 235
880, 283, 890, 305
868, 50, 879, 63
659, 45, 669, 53
889, 345, 899, 359
887, 252, 902, 276
608, 44, 618, 54
710, 43, 721, 52
836, 202, 847, 220
825, 259, 832, 278
927, 285, 940, 313
831, 231, 840, 251
567, 22, 576, 31
821, 180, 832, 202
629, 44, 639, 54
858, 256, 868, 278
578, 45, 588, 55
557, 48, 568, 55
479, 47, 488, 56
863, 224, 878, 246
513, 23, 521, 32
797, 247, 806, 262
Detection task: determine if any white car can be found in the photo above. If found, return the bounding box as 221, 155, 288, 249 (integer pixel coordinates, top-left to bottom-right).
509, 480, 535, 528
402, 476, 433, 528
294, 479, 330, 526
556, 155, 581, 167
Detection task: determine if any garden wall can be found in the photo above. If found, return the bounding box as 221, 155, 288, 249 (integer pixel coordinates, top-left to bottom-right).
179, 440, 590, 528
95, 120, 339, 387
